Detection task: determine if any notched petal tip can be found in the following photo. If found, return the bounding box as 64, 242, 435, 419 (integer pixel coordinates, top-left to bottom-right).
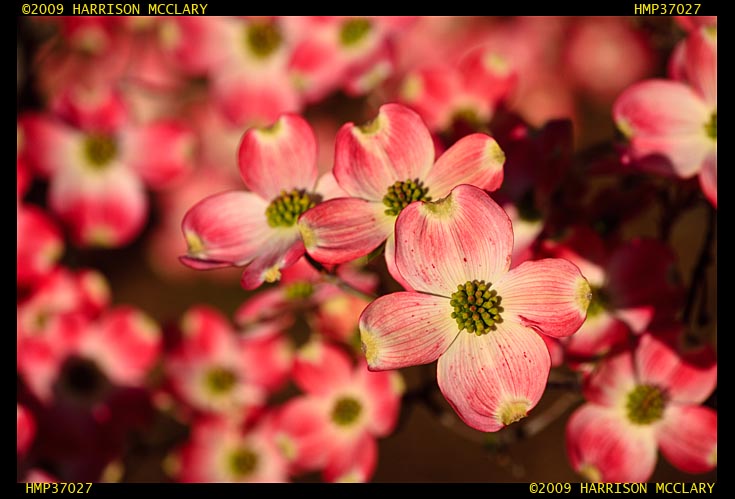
497, 398, 531, 427
577, 276, 593, 315
420, 190, 454, 218
359, 328, 380, 370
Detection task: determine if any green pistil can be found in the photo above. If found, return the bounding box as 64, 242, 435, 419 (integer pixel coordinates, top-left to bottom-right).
331, 396, 362, 426
450, 280, 504, 335
284, 281, 314, 300
586, 286, 610, 318
626, 384, 666, 425
265, 189, 316, 228
382, 178, 431, 216
246, 22, 282, 59
205, 367, 237, 394
705, 112, 717, 140
229, 447, 259, 478
340, 18, 372, 47
84, 134, 117, 169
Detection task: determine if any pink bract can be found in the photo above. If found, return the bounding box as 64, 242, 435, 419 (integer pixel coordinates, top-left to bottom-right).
359, 184, 590, 431
566, 330, 717, 482
273, 340, 402, 482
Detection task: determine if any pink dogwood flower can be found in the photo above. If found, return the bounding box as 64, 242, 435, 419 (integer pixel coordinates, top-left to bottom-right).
566, 330, 717, 482
359, 184, 590, 431
165, 306, 292, 421
18, 100, 195, 247
181, 114, 337, 290
273, 340, 403, 482
299, 103, 505, 287
173, 416, 289, 483
18, 293, 160, 405
614, 26, 716, 207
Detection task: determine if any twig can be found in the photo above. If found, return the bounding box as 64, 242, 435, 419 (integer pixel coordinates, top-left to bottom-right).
682, 204, 716, 325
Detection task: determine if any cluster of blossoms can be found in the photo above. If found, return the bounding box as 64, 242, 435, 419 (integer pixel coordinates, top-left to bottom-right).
18, 15, 716, 484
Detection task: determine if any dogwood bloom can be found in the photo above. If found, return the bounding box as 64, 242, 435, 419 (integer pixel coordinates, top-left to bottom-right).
181, 114, 337, 289
173, 416, 289, 483
299, 103, 505, 287
19, 100, 195, 247
273, 340, 403, 482
566, 330, 717, 482
614, 26, 716, 207
360, 184, 590, 431
165, 306, 292, 420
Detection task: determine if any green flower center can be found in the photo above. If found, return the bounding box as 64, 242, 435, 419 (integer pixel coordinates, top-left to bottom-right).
586, 286, 610, 318
626, 384, 667, 425
382, 178, 431, 217
450, 280, 504, 335
205, 367, 237, 394
340, 18, 372, 47
84, 134, 117, 169
705, 111, 717, 141
284, 281, 314, 300
265, 189, 316, 228
245, 22, 282, 59
228, 447, 259, 478
331, 396, 362, 426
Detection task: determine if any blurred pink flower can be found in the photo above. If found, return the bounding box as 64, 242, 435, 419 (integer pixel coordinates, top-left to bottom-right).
539, 226, 683, 359
165, 306, 292, 421
566, 330, 717, 482
18, 98, 195, 247
614, 27, 716, 207
360, 184, 590, 431
174, 416, 289, 482
274, 340, 403, 482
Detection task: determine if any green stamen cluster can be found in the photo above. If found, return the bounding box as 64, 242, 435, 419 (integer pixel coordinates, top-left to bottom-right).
84, 134, 117, 169
450, 280, 503, 335
340, 18, 372, 47
284, 281, 314, 300
705, 112, 717, 140
205, 367, 237, 394
229, 447, 259, 478
382, 178, 431, 216
626, 384, 666, 425
586, 286, 610, 318
331, 396, 362, 426
265, 189, 316, 228
246, 22, 282, 59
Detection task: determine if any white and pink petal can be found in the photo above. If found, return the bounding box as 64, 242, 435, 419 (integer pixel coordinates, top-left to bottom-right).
494, 258, 591, 339
180, 191, 271, 269
566, 404, 658, 482
299, 198, 394, 265
657, 405, 717, 474
395, 184, 514, 296
334, 103, 435, 200
424, 134, 505, 199
436, 321, 551, 432
359, 292, 458, 371
238, 113, 317, 199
